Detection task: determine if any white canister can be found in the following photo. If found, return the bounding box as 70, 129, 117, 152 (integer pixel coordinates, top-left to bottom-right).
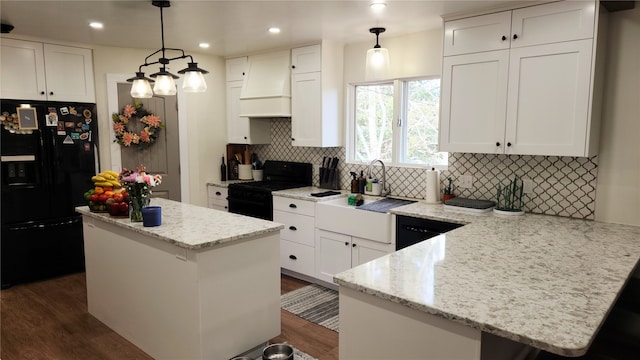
238, 164, 253, 180
252, 169, 264, 181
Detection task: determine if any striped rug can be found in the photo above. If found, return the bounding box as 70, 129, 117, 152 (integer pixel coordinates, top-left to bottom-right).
280, 284, 339, 332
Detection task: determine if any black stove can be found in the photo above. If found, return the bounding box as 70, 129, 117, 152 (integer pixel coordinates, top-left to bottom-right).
227, 160, 312, 220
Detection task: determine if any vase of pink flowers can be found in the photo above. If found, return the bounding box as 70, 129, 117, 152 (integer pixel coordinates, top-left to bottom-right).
118, 165, 162, 222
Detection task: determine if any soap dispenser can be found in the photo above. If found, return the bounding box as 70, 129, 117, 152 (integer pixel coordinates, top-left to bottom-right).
350, 172, 359, 193
358, 171, 366, 194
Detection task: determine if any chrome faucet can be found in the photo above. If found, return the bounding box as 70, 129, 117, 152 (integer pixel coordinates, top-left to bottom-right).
367, 159, 390, 197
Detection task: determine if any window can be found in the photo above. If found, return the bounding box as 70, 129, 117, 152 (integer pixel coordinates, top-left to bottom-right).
349, 77, 447, 167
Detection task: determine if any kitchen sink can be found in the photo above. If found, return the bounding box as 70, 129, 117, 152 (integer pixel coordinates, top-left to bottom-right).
316, 195, 412, 244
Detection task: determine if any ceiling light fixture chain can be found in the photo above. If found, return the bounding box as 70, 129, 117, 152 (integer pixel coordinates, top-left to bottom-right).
128, 0, 208, 98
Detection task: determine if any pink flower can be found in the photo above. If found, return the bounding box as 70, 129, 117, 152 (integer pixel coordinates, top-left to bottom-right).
113, 122, 125, 134
123, 104, 137, 118
141, 115, 161, 128
122, 132, 139, 146
139, 128, 151, 143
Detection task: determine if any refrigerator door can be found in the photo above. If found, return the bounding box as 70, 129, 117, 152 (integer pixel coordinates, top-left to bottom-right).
46, 102, 98, 212
1, 215, 85, 289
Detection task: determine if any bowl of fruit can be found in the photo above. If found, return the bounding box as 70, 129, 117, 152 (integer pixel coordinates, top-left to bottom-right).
85, 170, 129, 216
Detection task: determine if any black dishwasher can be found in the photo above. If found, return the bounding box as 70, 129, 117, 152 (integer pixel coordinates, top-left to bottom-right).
396, 215, 463, 250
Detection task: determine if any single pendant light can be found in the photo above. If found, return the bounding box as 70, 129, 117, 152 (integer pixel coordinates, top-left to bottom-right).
151, 67, 178, 96
178, 62, 209, 92
365, 27, 390, 81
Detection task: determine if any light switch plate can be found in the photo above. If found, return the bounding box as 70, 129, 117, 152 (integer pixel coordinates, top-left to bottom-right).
522, 178, 534, 194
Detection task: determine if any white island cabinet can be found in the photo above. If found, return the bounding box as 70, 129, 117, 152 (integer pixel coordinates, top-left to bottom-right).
76, 198, 283, 360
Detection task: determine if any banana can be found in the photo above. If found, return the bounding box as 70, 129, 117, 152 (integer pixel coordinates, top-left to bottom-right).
109, 179, 121, 188
92, 175, 106, 182
105, 170, 120, 178
94, 181, 112, 187
99, 172, 115, 180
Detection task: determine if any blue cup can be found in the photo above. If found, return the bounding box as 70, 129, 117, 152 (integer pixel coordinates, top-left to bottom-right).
142, 206, 162, 227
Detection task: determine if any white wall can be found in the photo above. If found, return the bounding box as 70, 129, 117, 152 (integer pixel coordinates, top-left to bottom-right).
343, 28, 443, 83
594, 6, 640, 226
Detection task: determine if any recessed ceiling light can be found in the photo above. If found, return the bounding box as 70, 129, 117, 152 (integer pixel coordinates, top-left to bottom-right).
268, 27, 281, 34
89, 22, 103, 29
370, 1, 387, 12
199, 42, 210, 49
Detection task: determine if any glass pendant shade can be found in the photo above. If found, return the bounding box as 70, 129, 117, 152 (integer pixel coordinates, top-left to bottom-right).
365, 47, 390, 81
182, 71, 207, 92
130, 78, 154, 98
153, 74, 177, 96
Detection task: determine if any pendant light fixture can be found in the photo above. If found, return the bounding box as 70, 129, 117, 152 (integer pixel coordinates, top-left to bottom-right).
365, 27, 390, 81
127, 1, 208, 98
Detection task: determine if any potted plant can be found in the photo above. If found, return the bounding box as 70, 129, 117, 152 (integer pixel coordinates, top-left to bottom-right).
442, 177, 455, 203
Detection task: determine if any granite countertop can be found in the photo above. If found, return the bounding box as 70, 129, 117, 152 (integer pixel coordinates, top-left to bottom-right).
76, 198, 283, 250
272, 186, 348, 202
334, 201, 640, 357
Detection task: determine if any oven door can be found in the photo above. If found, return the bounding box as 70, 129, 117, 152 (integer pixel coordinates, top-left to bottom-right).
227, 187, 273, 221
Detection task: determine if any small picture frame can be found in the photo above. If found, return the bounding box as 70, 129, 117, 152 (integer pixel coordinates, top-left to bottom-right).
17, 107, 38, 130
46, 113, 59, 127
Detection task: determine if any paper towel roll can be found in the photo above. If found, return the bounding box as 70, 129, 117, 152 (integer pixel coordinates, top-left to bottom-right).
425, 168, 441, 204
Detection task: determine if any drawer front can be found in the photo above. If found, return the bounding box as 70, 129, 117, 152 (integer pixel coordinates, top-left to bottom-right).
280, 239, 315, 277
273, 196, 315, 216
209, 204, 228, 212
274, 210, 315, 247
207, 186, 228, 201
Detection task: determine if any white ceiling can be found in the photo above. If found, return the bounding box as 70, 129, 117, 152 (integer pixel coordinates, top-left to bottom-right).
1, 0, 535, 58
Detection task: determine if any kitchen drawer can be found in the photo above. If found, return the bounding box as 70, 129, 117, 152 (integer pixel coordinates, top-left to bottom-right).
209, 203, 228, 212
280, 239, 315, 277
207, 185, 228, 201
273, 210, 315, 247
273, 196, 315, 217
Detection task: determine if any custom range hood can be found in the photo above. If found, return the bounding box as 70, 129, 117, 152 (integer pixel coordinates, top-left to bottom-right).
239, 50, 291, 118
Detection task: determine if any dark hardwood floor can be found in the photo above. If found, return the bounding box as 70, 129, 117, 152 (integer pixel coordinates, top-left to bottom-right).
1, 272, 338, 360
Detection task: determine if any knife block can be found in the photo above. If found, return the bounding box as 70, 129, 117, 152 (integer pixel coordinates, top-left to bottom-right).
319, 168, 339, 190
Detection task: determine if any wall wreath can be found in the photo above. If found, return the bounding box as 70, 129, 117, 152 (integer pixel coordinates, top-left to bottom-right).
112, 100, 163, 149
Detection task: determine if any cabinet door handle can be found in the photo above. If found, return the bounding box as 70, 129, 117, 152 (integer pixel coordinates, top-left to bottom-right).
242, 72, 245, 76
40, 91, 45, 95
215, 191, 221, 196
292, 65, 296, 69
49, 91, 54, 95
289, 255, 297, 260
289, 204, 297, 209
501, 35, 507, 41
352, 243, 356, 247
344, 242, 349, 246
513, 34, 518, 40
244, 136, 247, 139
291, 138, 295, 141
289, 226, 297, 231
507, 142, 512, 147
496, 142, 501, 147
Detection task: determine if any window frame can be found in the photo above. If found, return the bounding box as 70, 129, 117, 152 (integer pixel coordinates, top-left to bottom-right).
346, 76, 447, 170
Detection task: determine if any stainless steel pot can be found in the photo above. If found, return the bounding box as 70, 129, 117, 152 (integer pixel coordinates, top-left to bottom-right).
262, 343, 294, 360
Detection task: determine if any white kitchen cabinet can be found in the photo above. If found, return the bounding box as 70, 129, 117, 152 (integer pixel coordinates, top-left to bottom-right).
315, 229, 393, 284
290, 42, 343, 147
226, 58, 271, 144
207, 185, 228, 212
1, 38, 95, 102
439, 0, 604, 157
273, 196, 316, 278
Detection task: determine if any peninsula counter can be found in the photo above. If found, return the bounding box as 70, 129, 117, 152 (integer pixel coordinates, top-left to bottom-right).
76, 198, 283, 360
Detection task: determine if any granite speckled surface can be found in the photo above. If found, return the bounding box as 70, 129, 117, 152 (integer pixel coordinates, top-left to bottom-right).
206, 179, 248, 188
335, 201, 640, 356
76, 198, 283, 250
273, 186, 348, 202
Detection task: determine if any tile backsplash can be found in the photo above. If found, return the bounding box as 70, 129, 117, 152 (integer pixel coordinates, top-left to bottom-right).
251, 119, 598, 219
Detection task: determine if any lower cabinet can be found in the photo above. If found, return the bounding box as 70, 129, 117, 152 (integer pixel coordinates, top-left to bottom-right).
207, 185, 228, 212
273, 196, 316, 278
315, 229, 393, 284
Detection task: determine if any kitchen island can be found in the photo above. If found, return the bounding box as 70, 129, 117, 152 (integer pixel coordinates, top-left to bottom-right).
76, 198, 283, 360
335, 202, 640, 359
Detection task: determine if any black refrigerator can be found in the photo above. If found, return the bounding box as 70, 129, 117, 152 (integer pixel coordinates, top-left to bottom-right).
1, 99, 98, 288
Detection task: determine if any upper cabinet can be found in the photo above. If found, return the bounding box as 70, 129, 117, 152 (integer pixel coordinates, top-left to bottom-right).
290, 42, 343, 147
225, 57, 271, 144
1, 38, 96, 103
439, 0, 605, 157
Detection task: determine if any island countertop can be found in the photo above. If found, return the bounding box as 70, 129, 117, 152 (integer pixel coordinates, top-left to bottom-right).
334, 201, 640, 356
76, 198, 283, 250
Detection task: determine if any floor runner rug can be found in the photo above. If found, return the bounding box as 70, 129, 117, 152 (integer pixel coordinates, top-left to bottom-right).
280, 284, 339, 332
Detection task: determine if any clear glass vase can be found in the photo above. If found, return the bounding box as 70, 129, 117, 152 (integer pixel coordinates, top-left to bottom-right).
129, 196, 150, 222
